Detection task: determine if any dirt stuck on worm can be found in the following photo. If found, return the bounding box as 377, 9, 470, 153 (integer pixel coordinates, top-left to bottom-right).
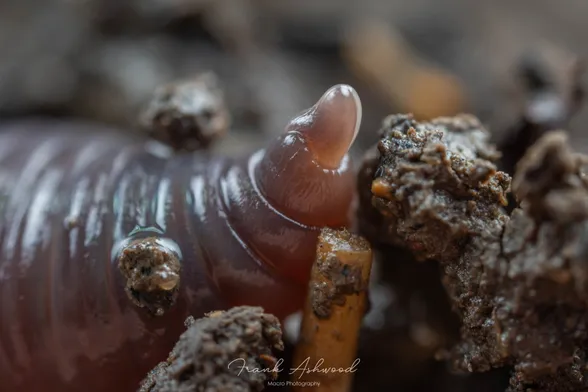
139, 72, 230, 152
117, 237, 182, 316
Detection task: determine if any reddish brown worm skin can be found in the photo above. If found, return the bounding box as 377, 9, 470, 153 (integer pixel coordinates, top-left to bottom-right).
0, 85, 362, 391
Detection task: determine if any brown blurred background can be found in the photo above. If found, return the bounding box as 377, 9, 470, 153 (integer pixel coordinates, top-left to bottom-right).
3, 0, 588, 156
2, 1, 587, 391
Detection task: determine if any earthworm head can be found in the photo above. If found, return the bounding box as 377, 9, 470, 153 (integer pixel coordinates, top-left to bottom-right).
288, 84, 362, 169
255, 84, 362, 227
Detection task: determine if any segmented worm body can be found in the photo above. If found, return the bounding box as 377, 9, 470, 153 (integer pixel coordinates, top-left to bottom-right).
0, 85, 362, 391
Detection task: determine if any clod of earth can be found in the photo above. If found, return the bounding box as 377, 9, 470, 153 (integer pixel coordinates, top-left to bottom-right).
139, 306, 284, 392
360, 113, 588, 391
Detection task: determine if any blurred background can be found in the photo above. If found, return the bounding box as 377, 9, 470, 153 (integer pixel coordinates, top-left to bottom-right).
3, 0, 588, 157
2, 0, 587, 391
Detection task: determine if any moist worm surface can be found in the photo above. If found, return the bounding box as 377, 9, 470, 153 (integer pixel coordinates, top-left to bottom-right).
0, 84, 361, 391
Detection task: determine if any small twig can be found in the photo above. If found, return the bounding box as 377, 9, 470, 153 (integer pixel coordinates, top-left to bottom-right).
292, 228, 372, 392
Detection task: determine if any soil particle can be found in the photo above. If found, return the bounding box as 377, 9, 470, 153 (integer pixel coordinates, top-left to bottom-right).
139, 72, 230, 151
139, 306, 284, 392
117, 237, 182, 316
359, 113, 510, 263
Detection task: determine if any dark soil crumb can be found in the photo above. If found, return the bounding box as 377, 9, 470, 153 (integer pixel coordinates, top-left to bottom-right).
117, 237, 181, 316
498, 45, 584, 176
139, 307, 284, 392
139, 72, 230, 151
311, 228, 371, 318
359, 113, 510, 262
361, 114, 588, 391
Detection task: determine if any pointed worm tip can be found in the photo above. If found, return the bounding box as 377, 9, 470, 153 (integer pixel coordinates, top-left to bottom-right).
293, 84, 362, 169
322, 84, 362, 145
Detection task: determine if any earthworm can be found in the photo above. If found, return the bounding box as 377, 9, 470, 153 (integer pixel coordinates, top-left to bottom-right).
0, 84, 362, 392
